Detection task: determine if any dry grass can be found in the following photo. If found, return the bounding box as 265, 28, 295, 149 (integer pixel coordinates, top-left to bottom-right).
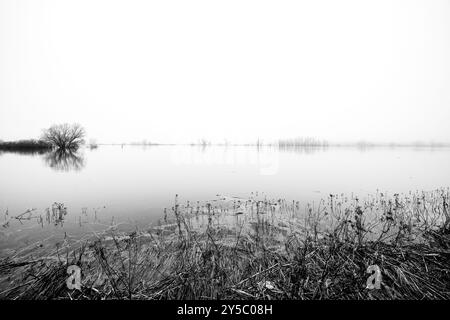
1, 189, 449, 300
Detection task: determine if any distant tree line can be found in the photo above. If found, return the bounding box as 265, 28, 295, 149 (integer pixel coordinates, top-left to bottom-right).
0, 123, 87, 152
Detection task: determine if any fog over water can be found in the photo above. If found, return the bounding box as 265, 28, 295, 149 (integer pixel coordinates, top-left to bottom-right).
1, 145, 449, 217
1, 0, 450, 252
1, 0, 450, 144
2, 1, 450, 303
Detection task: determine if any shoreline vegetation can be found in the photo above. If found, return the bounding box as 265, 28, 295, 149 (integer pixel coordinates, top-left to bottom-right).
0, 189, 449, 300
0, 123, 87, 154
0, 140, 52, 152
104, 139, 450, 148
2, 137, 450, 153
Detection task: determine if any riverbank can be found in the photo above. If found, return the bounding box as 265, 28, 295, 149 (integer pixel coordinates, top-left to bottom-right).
0, 140, 52, 153
0, 190, 449, 300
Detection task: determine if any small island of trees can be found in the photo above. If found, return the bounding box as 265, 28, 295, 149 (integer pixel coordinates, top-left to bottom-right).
0, 123, 86, 152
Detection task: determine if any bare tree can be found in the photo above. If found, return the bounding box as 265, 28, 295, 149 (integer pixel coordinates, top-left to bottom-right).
41, 123, 86, 150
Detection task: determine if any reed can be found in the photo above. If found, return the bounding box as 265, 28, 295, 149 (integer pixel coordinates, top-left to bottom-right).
0, 189, 449, 300
277, 137, 329, 148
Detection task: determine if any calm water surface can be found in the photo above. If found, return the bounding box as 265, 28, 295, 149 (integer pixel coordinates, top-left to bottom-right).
1, 145, 449, 254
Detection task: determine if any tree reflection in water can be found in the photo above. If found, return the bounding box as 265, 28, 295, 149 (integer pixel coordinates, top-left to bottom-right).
43, 149, 85, 171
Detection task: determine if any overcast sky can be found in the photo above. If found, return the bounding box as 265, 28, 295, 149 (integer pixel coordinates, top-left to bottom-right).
1, 0, 449, 144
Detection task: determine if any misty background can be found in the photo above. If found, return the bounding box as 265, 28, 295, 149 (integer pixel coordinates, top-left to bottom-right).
1, 0, 449, 144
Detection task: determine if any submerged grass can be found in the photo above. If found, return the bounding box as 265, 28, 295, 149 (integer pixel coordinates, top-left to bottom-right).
0, 190, 449, 300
